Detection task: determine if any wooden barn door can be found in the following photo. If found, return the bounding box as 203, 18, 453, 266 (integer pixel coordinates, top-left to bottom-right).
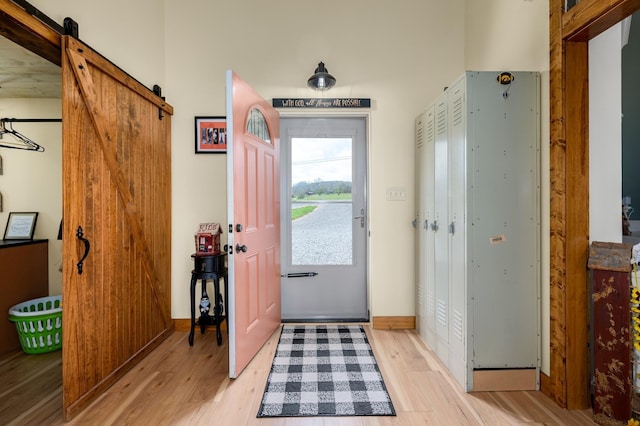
61, 35, 173, 420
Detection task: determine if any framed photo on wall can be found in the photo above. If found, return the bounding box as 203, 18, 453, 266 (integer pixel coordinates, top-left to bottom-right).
195, 116, 227, 154
3, 211, 38, 240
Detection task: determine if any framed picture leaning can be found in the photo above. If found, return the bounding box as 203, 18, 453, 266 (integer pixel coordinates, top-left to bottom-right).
3, 211, 38, 240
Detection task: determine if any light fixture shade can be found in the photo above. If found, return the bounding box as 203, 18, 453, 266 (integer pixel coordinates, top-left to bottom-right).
307, 61, 336, 90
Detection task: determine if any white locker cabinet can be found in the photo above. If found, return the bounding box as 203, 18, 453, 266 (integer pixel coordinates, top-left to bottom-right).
448, 77, 467, 386
466, 71, 540, 373
415, 111, 426, 341
415, 71, 540, 392
415, 106, 436, 349
433, 92, 450, 366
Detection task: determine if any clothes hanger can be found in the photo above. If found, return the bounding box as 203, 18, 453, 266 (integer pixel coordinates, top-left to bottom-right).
0, 119, 46, 152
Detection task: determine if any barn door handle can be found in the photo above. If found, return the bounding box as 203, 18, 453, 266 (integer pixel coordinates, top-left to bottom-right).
76, 226, 91, 275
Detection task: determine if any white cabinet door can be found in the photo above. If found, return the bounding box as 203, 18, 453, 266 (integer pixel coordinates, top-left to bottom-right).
447, 76, 468, 388
415, 106, 437, 347
434, 92, 449, 363
415, 111, 426, 339
467, 71, 540, 370
423, 106, 437, 348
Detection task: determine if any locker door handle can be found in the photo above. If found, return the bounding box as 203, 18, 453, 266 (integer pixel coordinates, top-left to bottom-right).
412, 219, 418, 229
430, 221, 439, 231
449, 222, 455, 235
424, 219, 429, 230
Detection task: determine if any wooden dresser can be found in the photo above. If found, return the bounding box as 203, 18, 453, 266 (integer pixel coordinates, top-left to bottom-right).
0, 239, 49, 354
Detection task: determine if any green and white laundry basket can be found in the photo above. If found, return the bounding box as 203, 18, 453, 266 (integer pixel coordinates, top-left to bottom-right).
8, 295, 62, 354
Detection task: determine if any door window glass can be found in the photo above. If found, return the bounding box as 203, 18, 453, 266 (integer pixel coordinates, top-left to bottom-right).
246, 108, 270, 143
291, 137, 352, 265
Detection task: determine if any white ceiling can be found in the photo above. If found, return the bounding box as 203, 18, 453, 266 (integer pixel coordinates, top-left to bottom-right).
0, 35, 61, 99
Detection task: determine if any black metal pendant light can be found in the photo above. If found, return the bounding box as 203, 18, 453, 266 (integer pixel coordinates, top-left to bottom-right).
307, 61, 336, 90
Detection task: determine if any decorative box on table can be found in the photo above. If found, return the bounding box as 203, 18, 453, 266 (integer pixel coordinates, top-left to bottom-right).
195, 223, 223, 255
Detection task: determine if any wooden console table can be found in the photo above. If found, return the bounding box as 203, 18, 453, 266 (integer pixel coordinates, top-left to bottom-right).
0, 239, 49, 354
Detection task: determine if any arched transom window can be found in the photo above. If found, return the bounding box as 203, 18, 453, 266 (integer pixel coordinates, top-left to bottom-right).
246, 108, 271, 144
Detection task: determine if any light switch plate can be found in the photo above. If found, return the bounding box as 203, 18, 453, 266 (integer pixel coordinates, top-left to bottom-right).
386, 187, 406, 201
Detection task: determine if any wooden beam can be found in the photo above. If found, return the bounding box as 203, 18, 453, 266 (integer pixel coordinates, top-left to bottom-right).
563, 0, 640, 41
546, 0, 568, 408
564, 40, 590, 409
548, 0, 640, 411
0, 0, 61, 65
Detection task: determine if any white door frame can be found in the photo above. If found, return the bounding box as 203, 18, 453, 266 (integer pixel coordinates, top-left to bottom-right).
281, 113, 371, 322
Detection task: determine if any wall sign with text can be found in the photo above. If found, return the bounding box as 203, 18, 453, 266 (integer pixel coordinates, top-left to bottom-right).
272, 98, 371, 109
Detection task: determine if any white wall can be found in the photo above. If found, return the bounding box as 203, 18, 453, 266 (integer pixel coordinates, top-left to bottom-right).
0, 99, 62, 295
29, 0, 166, 93
590, 24, 623, 243
165, 0, 466, 320
465, 0, 549, 71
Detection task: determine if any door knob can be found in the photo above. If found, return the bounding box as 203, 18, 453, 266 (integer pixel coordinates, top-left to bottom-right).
235, 244, 247, 253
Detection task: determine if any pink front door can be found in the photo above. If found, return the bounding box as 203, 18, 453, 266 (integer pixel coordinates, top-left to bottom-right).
226, 71, 281, 378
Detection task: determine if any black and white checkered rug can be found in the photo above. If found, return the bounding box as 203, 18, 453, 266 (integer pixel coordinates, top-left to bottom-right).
257, 325, 396, 417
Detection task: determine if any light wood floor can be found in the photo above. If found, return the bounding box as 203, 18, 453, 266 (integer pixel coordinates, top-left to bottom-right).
1, 325, 597, 425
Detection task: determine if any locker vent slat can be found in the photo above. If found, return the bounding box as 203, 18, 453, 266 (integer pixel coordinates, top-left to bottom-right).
437, 298, 447, 327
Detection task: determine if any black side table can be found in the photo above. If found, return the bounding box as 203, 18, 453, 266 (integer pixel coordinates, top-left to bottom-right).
189, 253, 228, 346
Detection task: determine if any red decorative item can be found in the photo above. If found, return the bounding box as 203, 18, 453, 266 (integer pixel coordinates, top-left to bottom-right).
588, 241, 633, 424
195, 223, 222, 255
